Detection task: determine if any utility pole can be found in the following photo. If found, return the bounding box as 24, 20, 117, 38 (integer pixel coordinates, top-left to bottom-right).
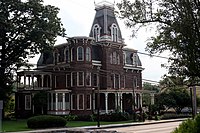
0, 100, 3, 133
132, 78, 136, 121
97, 68, 100, 127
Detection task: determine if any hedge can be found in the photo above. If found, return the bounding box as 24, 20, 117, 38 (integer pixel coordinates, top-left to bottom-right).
27, 115, 67, 129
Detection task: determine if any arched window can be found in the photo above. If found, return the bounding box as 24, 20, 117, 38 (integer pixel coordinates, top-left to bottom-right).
93, 24, 101, 42
64, 47, 70, 63
71, 47, 75, 61
111, 23, 118, 42
113, 51, 117, 64
133, 76, 138, 88
54, 49, 59, 64
77, 46, 84, 61
86, 47, 91, 61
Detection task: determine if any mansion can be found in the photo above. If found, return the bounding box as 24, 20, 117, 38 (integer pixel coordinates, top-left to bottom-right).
15, 2, 144, 117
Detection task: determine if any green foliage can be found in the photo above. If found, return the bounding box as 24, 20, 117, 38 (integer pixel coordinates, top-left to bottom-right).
64, 114, 78, 121
33, 91, 47, 115
155, 87, 191, 113
100, 112, 130, 122
160, 113, 191, 120
0, 0, 65, 104
27, 115, 67, 129
117, 0, 200, 80
173, 115, 200, 133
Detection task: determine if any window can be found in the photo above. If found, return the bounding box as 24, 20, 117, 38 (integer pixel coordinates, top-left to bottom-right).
25, 95, 31, 110
77, 46, 84, 61
66, 74, 71, 87
86, 47, 91, 61
133, 76, 138, 88
93, 24, 101, 42
71, 72, 76, 86
77, 72, 84, 86
86, 94, 91, 110
131, 53, 138, 66
54, 52, 59, 65
57, 93, 63, 110
111, 74, 120, 89
111, 23, 118, 42
65, 93, 70, 110
115, 74, 120, 89
71, 94, 76, 110
123, 53, 126, 64
110, 51, 120, 65
71, 47, 75, 61
65, 47, 70, 63
93, 73, 98, 87
86, 72, 91, 86
78, 94, 84, 110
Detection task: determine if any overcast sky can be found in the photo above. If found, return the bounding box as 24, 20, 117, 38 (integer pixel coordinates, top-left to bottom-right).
29, 0, 169, 83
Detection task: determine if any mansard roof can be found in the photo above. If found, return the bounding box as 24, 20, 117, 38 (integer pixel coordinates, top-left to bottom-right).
89, 1, 123, 43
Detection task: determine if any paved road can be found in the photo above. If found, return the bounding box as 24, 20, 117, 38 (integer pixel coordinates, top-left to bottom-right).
105, 121, 182, 133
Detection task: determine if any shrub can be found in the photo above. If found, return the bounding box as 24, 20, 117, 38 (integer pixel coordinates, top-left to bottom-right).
172, 114, 200, 133
100, 112, 130, 122
65, 114, 78, 121
27, 115, 67, 129
160, 113, 191, 120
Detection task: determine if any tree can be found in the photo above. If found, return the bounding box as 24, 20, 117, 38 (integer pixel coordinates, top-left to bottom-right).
142, 82, 159, 106
33, 91, 47, 115
0, 0, 65, 105
117, 0, 200, 81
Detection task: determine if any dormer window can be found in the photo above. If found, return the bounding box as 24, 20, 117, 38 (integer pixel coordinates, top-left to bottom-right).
111, 23, 118, 42
131, 53, 138, 66
77, 46, 84, 61
93, 24, 101, 42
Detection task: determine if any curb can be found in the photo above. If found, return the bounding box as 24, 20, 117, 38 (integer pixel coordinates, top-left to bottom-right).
86, 118, 186, 129
6, 118, 186, 133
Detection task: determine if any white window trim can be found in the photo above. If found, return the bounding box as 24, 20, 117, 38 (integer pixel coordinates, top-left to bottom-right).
93, 24, 101, 42
71, 47, 74, 61
25, 95, 31, 110
71, 94, 76, 110
77, 94, 84, 110
110, 23, 118, 42
66, 74, 70, 87
77, 46, 84, 61
64, 47, 70, 63
86, 94, 91, 110
77, 71, 84, 86
71, 72, 76, 87
86, 72, 91, 86
55, 76, 57, 88
86, 47, 91, 61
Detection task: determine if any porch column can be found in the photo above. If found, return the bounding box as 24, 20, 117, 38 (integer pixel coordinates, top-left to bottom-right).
105, 92, 108, 114
140, 93, 142, 107
31, 74, 34, 88
150, 93, 155, 105
115, 93, 118, 109
24, 74, 26, 88
55, 93, 58, 111
119, 92, 123, 112
63, 93, 65, 111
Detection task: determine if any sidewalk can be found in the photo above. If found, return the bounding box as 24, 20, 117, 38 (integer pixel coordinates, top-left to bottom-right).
7, 118, 186, 133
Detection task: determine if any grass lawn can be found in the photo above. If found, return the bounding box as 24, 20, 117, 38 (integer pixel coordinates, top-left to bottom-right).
2, 119, 133, 132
